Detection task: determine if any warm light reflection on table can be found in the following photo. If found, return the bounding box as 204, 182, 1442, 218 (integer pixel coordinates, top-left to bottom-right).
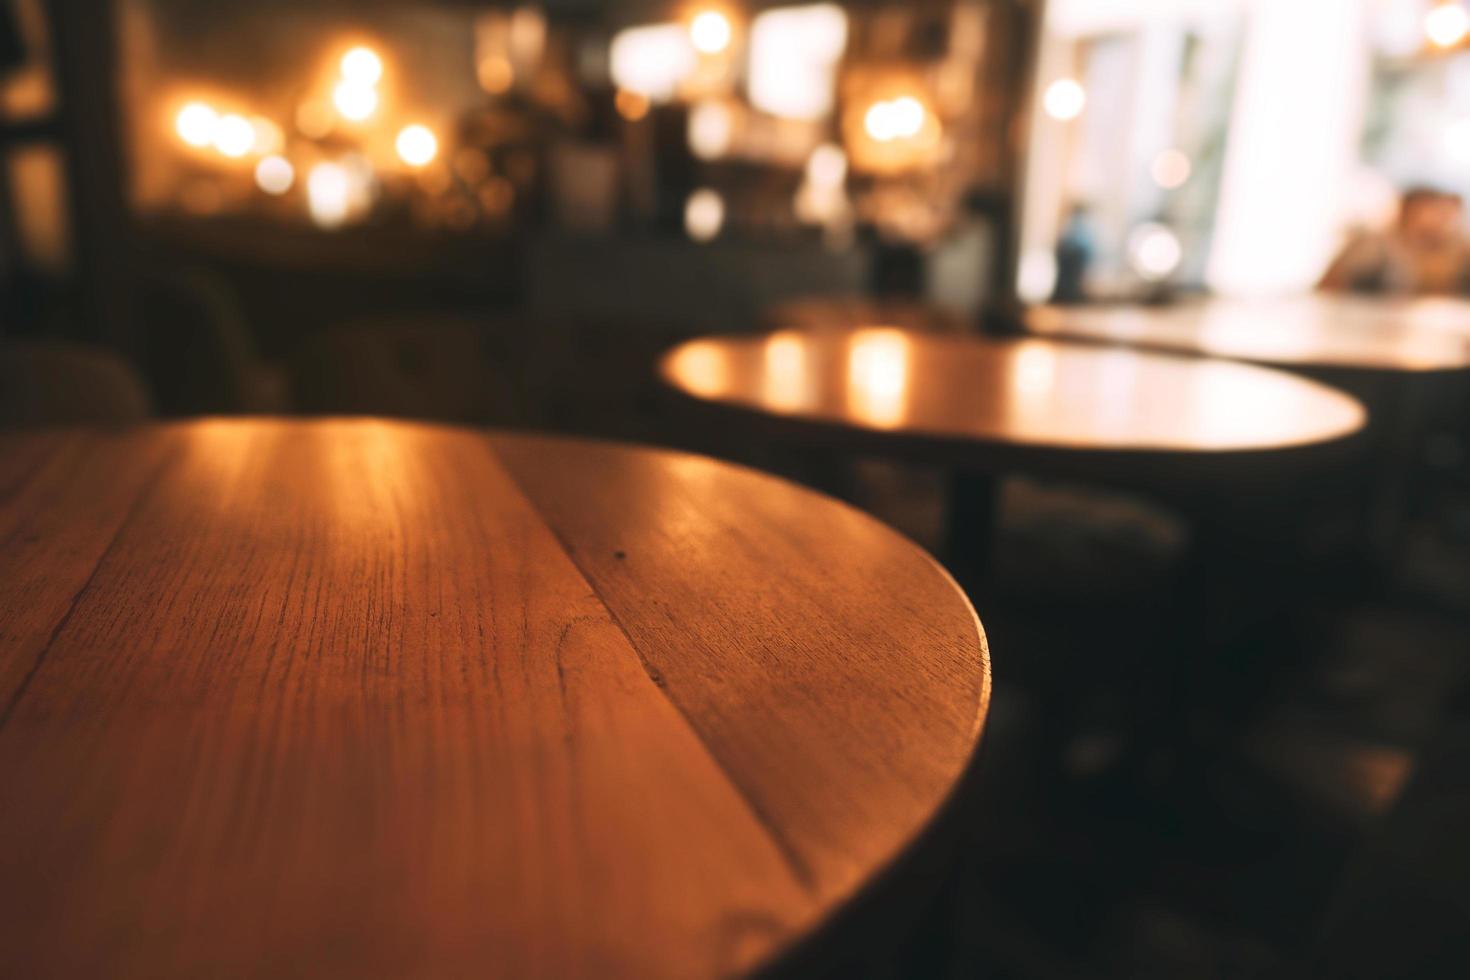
661, 327, 1367, 454
845, 328, 911, 428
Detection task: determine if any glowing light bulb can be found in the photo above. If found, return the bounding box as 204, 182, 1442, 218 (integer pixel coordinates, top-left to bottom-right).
254, 155, 295, 195
690, 10, 733, 54
175, 102, 218, 148
1425, 3, 1470, 48
213, 113, 255, 158
340, 46, 383, 85
333, 79, 378, 121
1043, 78, 1086, 121
395, 124, 438, 167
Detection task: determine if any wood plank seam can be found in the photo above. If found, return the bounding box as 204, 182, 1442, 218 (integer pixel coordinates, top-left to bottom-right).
493, 443, 821, 894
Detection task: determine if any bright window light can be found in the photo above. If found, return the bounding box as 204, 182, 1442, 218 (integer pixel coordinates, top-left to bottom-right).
610, 23, 696, 102
748, 5, 848, 120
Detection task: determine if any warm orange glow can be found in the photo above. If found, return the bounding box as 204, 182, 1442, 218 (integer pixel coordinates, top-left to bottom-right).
333, 79, 378, 121
175, 101, 217, 148
396, 124, 438, 167
666, 341, 729, 397
254, 154, 294, 195
615, 89, 651, 121
846, 329, 910, 429
250, 116, 284, 155
863, 96, 925, 142
212, 113, 254, 158
689, 10, 733, 54
307, 162, 352, 228
478, 55, 514, 94
846, 83, 941, 175
340, 46, 383, 85
296, 99, 334, 139
1426, 3, 1470, 48
762, 332, 810, 411
688, 100, 734, 159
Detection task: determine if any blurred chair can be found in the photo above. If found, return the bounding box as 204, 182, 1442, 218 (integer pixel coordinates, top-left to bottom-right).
0, 341, 152, 426
289, 315, 504, 423
136, 267, 289, 415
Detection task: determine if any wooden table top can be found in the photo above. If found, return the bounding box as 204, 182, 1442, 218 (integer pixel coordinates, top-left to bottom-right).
660, 328, 1366, 459
0, 419, 989, 979
1025, 295, 1470, 374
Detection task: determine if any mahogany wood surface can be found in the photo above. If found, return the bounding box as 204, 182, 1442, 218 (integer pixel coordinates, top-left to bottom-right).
0, 419, 989, 979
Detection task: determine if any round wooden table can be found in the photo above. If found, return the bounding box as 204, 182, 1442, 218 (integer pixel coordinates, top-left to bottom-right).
660, 327, 1368, 576
1027, 297, 1470, 557
1025, 295, 1470, 375
661, 327, 1367, 481
0, 419, 989, 979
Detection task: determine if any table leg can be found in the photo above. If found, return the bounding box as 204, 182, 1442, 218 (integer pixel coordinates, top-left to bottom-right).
943, 471, 1001, 588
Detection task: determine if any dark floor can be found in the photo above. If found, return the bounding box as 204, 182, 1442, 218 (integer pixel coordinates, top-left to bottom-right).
839, 460, 1470, 979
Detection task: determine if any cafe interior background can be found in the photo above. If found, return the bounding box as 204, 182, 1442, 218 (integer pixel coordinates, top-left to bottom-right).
2, 0, 1469, 976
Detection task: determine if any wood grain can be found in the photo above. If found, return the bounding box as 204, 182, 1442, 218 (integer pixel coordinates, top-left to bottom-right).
0, 419, 988, 979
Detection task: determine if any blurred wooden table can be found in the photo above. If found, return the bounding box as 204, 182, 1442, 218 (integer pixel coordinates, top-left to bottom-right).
660, 328, 1367, 574
0, 419, 989, 979
1027, 296, 1470, 558
1024, 295, 1470, 376
661, 327, 1366, 487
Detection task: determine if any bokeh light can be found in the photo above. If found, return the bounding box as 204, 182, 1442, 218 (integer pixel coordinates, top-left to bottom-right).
1425, 3, 1470, 48
610, 23, 696, 102
864, 96, 926, 142
307, 162, 352, 228
396, 124, 438, 167
684, 188, 725, 242
1128, 223, 1184, 282
478, 55, 514, 95
1151, 148, 1192, 189
333, 79, 379, 121
254, 155, 295, 195
807, 143, 847, 187
212, 113, 255, 158
249, 116, 283, 155
1043, 78, 1086, 121
688, 100, 734, 159
689, 10, 733, 55
340, 46, 384, 85
295, 99, 334, 139
615, 89, 650, 121
175, 102, 218, 148
748, 4, 848, 120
